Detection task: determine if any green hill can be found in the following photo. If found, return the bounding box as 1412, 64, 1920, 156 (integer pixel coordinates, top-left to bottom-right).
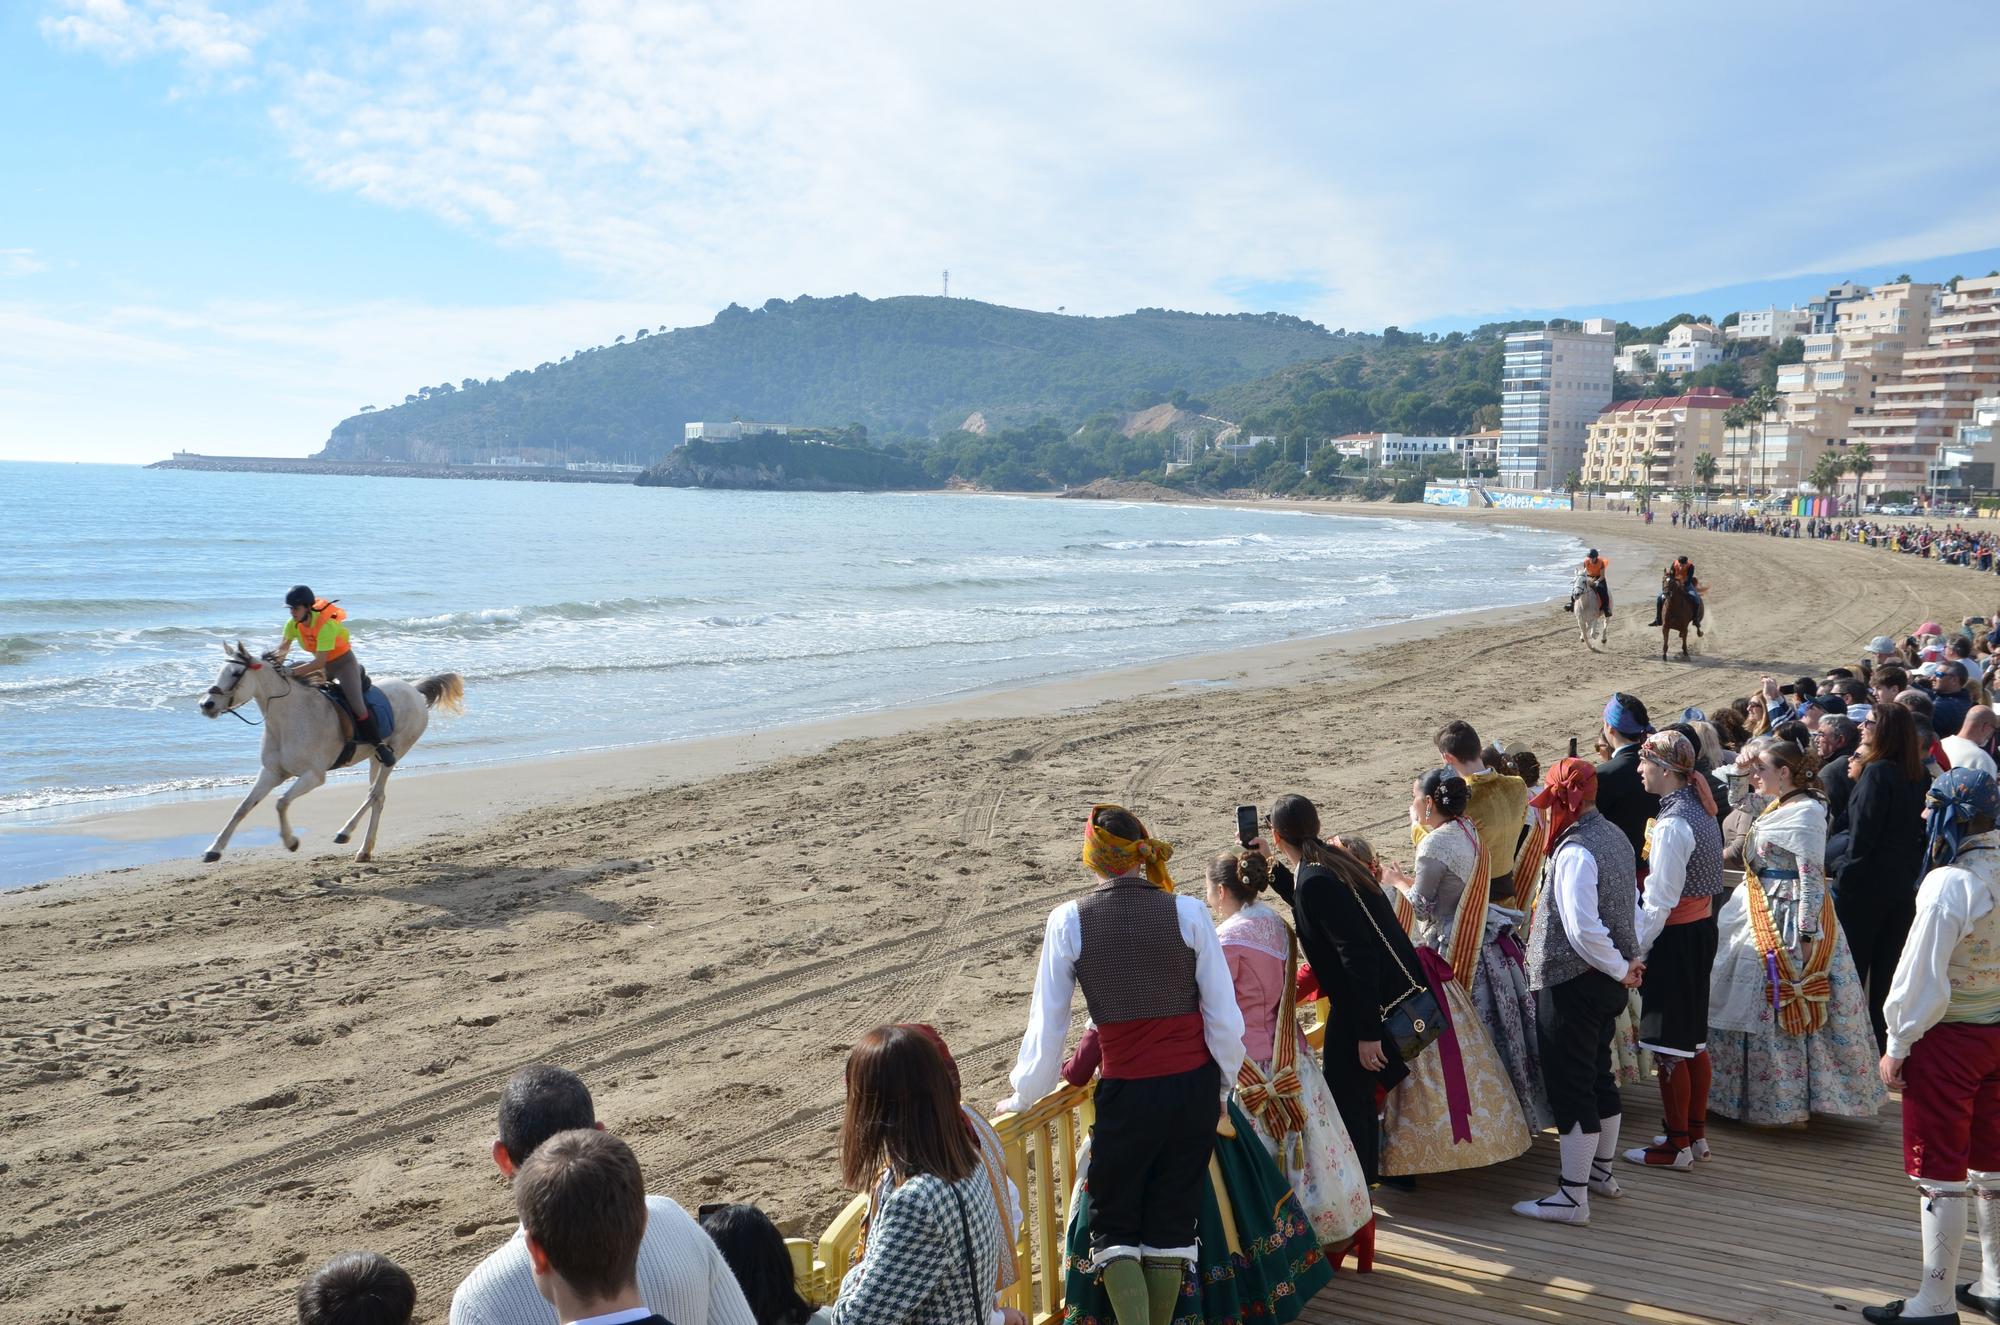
318, 294, 1343, 464
635, 434, 933, 491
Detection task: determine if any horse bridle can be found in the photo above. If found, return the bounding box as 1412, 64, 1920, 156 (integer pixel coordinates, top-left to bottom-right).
208, 652, 294, 725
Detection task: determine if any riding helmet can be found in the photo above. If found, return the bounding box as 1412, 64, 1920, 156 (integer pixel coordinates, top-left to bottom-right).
285, 585, 316, 609
1587, 548, 1599, 557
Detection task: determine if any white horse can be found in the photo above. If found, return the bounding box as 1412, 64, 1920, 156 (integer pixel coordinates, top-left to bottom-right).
1573, 570, 1608, 650
198, 642, 464, 863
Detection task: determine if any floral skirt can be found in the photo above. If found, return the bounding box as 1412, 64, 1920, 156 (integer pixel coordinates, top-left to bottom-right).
1062, 1100, 1332, 1325
1609, 985, 1655, 1085
1707, 923, 1887, 1125
1379, 979, 1533, 1175
1468, 912, 1555, 1131
1241, 1048, 1373, 1243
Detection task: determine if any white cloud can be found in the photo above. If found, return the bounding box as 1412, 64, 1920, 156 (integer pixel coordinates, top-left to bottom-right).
42, 0, 263, 71
0, 250, 49, 277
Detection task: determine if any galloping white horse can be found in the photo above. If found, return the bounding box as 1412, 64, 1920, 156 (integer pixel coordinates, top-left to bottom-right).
198, 642, 464, 863
1573, 570, 1608, 650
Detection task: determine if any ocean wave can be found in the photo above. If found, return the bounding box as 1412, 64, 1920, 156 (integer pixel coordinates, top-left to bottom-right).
1074, 533, 1280, 552
0, 635, 51, 665
0, 773, 252, 815
0, 596, 204, 617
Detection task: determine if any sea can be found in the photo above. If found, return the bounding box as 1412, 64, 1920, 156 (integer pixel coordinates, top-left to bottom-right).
0, 462, 1580, 832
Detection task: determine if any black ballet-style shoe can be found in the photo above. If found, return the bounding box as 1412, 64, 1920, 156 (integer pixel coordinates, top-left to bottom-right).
1961, 1283, 2000, 1323
1862, 1299, 1960, 1324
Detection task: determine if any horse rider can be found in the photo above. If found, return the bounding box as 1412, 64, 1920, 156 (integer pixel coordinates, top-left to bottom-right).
270, 585, 396, 765
1568, 548, 1613, 618
1648, 556, 1705, 630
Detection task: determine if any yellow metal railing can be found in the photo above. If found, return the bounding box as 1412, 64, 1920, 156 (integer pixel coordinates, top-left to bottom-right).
793, 1006, 1333, 1323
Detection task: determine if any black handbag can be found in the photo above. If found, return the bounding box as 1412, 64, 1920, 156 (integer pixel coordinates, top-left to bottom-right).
1350, 878, 1444, 1064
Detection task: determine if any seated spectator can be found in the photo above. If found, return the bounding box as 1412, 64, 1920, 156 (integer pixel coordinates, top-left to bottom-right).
515, 1129, 667, 1325
298, 1251, 415, 1325
452, 1065, 755, 1325
699, 1204, 832, 1325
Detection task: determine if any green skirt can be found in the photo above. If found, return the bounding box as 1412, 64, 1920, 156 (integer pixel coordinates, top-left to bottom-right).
1061, 1099, 1334, 1325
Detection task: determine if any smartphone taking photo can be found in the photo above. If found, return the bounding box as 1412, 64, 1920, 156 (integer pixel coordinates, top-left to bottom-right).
1235, 804, 1259, 847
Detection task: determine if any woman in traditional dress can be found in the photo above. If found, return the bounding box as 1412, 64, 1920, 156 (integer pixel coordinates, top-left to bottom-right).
1341, 827, 1531, 1177
1206, 851, 1374, 1248
1708, 740, 1887, 1125
1057, 1024, 1336, 1325
1382, 769, 1553, 1131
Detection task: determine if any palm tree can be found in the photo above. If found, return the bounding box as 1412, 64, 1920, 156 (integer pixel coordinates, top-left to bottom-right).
1847, 442, 1876, 514
1808, 452, 1845, 513
1563, 468, 1583, 510
1694, 450, 1719, 507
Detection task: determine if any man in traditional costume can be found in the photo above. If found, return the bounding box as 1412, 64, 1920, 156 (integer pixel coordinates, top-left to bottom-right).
1000, 805, 1244, 1325
1623, 732, 1726, 1170
1513, 758, 1645, 1226
1595, 694, 1661, 864
1868, 769, 2000, 1325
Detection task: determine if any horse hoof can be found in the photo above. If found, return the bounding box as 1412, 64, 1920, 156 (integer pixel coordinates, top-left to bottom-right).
285, 838, 300, 853
333, 833, 350, 845
354, 851, 372, 864
201, 851, 221, 863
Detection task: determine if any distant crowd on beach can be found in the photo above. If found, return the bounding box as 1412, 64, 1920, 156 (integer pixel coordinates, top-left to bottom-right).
286, 617, 2000, 1325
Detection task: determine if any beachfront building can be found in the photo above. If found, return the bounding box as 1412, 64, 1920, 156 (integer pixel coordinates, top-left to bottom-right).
1848, 279, 1992, 493
1728, 305, 1812, 344
1655, 321, 1724, 376
1580, 387, 1736, 490
1499, 318, 1615, 490
1809, 281, 1871, 334
683, 420, 803, 444
1463, 429, 1501, 469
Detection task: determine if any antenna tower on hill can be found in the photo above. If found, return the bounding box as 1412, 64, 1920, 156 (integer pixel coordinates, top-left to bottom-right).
942, 269, 950, 298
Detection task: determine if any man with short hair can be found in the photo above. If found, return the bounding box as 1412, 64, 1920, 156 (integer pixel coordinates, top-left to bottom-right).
515, 1129, 667, 1325
299, 1252, 416, 1325
1421, 719, 1531, 901
1943, 707, 2000, 779
1935, 663, 1974, 739
451, 1065, 755, 1325
1866, 635, 1902, 671
1875, 665, 1912, 711
1818, 715, 1864, 835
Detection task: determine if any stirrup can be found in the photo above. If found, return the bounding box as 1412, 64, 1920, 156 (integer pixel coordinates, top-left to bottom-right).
374, 743, 398, 767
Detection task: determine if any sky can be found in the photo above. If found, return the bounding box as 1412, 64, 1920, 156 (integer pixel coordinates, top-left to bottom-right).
5, 2, 2000, 464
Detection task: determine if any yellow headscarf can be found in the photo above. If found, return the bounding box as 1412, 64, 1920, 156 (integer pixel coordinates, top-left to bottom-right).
1081, 803, 1175, 890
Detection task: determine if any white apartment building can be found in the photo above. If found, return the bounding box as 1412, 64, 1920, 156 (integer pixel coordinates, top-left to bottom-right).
1810, 281, 1871, 334
1499, 318, 1616, 489
1728, 306, 1812, 343
1615, 343, 1662, 376
683, 420, 801, 444
1656, 321, 1724, 375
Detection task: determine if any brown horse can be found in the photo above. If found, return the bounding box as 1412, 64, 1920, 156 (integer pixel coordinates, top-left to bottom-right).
1660, 574, 1696, 660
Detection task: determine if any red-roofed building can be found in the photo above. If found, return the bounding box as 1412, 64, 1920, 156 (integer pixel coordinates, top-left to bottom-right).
1581, 386, 1738, 490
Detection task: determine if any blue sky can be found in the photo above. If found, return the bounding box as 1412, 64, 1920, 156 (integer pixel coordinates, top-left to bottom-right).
5, 2, 2000, 463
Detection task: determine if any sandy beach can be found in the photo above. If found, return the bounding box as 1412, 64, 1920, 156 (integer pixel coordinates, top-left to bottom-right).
3, 502, 1989, 1323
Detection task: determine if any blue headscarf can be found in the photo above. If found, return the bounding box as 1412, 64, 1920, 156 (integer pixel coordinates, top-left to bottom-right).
1926, 767, 2000, 868
1604, 693, 1652, 739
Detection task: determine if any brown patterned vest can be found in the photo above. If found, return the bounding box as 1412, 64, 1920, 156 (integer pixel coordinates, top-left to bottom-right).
1073, 876, 1199, 1024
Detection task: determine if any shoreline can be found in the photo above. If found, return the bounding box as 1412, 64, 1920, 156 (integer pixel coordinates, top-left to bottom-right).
2, 499, 1646, 891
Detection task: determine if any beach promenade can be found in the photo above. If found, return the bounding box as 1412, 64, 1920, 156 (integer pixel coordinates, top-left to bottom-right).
3, 503, 1992, 1321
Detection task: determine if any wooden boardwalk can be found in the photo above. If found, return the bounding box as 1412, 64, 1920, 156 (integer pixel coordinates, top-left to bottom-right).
1303, 1085, 1927, 1325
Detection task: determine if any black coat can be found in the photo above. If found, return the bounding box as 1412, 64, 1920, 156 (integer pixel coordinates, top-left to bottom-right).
1595, 742, 1660, 862
1822, 751, 1857, 835
1272, 859, 1420, 1090
1836, 759, 1931, 902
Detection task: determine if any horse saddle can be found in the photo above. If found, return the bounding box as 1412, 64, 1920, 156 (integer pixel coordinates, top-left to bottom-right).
313, 682, 396, 769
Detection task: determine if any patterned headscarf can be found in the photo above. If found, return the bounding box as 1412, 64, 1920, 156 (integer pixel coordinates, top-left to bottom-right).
1641, 730, 1719, 817
1081, 803, 1175, 890
1926, 767, 2000, 868
1530, 757, 1598, 844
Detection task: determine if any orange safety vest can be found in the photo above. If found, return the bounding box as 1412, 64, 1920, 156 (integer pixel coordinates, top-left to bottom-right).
1584, 556, 1607, 578
294, 600, 351, 659
1671, 561, 1692, 583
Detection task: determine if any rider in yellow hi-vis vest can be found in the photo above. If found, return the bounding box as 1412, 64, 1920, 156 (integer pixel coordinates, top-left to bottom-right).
271, 585, 395, 765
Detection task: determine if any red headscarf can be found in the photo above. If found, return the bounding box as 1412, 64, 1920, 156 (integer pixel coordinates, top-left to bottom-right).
1531, 756, 1598, 845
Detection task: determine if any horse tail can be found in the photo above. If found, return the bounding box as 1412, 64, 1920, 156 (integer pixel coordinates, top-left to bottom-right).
417, 672, 465, 714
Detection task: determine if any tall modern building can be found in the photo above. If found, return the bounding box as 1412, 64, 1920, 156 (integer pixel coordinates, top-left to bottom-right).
1847, 279, 1994, 493
1499, 318, 1615, 490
